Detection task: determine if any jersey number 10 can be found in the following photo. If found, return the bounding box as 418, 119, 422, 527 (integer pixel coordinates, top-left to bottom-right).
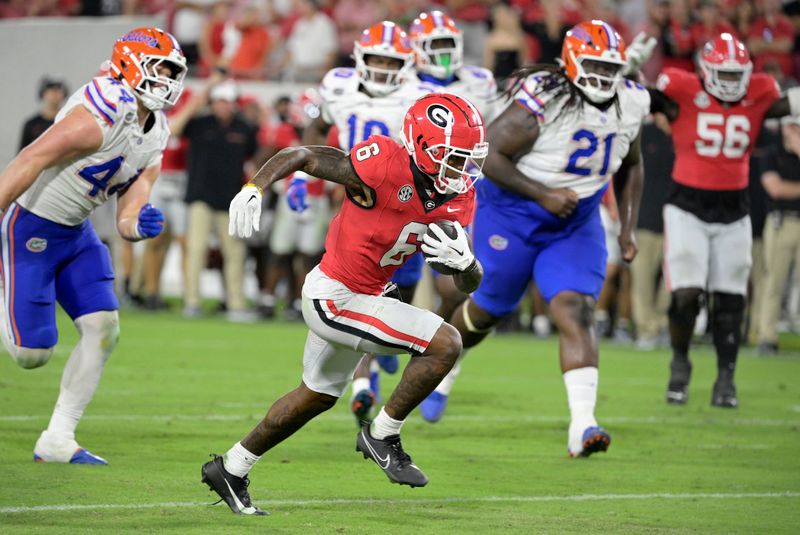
695, 113, 751, 159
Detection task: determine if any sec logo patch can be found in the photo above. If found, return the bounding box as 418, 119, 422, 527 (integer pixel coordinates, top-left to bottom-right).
398, 185, 413, 202
26, 237, 47, 253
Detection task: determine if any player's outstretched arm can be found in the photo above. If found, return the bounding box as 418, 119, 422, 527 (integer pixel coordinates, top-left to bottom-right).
613, 128, 645, 263
230, 146, 371, 238
251, 146, 371, 204
484, 103, 578, 217
765, 96, 791, 119
116, 163, 164, 242
0, 106, 102, 211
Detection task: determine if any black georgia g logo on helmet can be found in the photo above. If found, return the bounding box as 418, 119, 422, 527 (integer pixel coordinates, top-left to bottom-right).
426, 103, 454, 129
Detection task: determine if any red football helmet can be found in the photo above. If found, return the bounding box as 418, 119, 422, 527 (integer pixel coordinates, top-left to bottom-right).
408, 11, 463, 79
561, 20, 627, 103
698, 33, 752, 102
401, 93, 488, 194
353, 21, 415, 97
110, 27, 187, 111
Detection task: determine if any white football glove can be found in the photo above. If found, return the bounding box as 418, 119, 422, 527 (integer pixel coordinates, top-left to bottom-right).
421, 221, 475, 272
624, 32, 657, 75
228, 185, 262, 239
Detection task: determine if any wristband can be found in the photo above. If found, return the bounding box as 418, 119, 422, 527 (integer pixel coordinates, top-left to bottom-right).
243, 182, 264, 196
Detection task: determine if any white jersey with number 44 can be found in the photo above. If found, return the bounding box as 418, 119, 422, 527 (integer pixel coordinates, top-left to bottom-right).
513, 74, 651, 198
18, 76, 169, 226
319, 67, 438, 150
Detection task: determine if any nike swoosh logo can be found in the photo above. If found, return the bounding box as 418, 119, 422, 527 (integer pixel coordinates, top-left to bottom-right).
447, 207, 460, 213
224, 478, 256, 515
449, 246, 464, 256
361, 430, 391, 469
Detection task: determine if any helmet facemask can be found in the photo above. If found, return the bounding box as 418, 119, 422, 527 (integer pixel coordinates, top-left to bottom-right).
570, 54, 625, 103
699, 60, 752, 102
415, 34, 463, 79
354, 46, 413, 97
426, 142, 488, 194
132, 53, 187, 111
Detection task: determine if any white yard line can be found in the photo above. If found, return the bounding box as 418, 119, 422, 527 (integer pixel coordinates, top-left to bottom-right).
1, 413, 798, 427
1, 492, 798, 514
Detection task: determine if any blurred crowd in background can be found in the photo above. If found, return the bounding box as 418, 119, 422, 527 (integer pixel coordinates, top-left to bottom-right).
11, 0, 800, 354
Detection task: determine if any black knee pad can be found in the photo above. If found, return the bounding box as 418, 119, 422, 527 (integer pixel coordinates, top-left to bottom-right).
668, 289, 703, 328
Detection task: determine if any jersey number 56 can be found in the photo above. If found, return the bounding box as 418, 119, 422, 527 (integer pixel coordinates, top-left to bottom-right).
695, 113, 750, 159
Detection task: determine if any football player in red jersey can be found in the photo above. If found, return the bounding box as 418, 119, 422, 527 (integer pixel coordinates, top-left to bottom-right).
647, 33, 798, 408
200, 93, 488, 515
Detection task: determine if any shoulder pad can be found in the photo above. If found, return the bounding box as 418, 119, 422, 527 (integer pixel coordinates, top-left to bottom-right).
319, 68, 360, 103
82, 77, 138, 128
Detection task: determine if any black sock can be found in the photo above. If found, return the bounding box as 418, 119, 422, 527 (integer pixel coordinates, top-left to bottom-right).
711, 293, 745, 379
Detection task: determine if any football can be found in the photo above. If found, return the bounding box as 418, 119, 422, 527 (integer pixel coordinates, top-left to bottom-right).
423, 220, 463, 276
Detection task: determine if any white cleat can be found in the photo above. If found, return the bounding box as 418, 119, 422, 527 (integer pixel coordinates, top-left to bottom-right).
33, 430, 107, 465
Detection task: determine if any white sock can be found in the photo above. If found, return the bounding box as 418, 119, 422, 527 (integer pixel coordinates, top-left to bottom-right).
223, 442, 261, 478
46, 312, 119, 437
563, 367, 599, 452
370, 407, 404, 439
259, 293, 276, 307
352, 377, 371, 396
434, 349, 468, 396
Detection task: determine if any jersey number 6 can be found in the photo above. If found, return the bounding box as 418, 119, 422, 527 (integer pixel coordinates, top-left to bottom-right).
380, 222, 428, 267
355, 142, 380, 162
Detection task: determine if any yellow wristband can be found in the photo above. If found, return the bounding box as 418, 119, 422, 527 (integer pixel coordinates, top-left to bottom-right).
243, 182, 264, 196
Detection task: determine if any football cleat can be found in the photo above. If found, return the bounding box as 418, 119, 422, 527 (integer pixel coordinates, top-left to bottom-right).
33, 430, 108, 465
201, 455, 268, 516
569, 426, 611, 458
711, 377, 738, 408
419, 391, 448, 423
375, 355, 399, 374
351, 388, 376, 426
666, 358, 692, 405
356, 424, 428, 487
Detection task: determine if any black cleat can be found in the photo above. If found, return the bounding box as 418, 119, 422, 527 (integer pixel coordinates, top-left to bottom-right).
356, 424, 428, 487
666, 358, 692, 405
201, 454, 268, 516
711, 378, 738, 408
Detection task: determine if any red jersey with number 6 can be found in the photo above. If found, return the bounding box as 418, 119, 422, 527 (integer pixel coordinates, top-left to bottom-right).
319, 135, 475, 295
656, 67, 780, 191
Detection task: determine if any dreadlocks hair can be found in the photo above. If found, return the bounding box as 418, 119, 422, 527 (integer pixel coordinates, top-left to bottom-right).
500, 62, 622, 120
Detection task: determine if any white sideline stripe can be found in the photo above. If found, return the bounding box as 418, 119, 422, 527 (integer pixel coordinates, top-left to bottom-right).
1, 414, 799, 427
2, 492, 798, 514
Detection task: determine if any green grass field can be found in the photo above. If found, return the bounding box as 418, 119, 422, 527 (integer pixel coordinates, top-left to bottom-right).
1, 308, 799, 534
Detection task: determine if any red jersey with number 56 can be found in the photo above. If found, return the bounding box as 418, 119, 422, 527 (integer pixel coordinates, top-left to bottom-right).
319, 135, 475, 295
656, 67, 780, 191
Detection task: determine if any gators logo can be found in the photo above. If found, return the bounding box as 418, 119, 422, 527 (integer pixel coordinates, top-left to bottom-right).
26, 238, 47, 253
